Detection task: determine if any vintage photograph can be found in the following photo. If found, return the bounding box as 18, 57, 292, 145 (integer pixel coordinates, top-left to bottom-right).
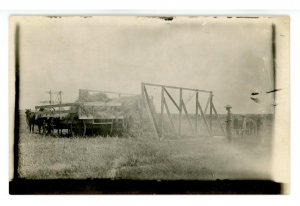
9, 16, 290, 194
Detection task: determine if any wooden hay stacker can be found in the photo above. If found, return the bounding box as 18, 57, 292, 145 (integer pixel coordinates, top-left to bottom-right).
141, 82, 226, 140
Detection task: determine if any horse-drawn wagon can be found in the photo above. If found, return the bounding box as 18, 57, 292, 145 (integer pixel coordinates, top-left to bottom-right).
26, 89, 140, 137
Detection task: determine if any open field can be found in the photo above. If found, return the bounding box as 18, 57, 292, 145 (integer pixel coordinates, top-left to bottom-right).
18, 113, 273, 180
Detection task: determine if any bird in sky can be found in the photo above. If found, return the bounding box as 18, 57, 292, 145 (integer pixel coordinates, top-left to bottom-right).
251, 92, 260, 96
250, 88, 281, 106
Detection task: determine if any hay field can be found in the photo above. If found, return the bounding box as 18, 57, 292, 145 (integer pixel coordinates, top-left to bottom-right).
18, 114, 273, 180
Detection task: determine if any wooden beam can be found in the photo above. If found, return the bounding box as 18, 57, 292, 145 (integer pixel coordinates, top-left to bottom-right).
34, 110, 77, 115
138, 84, 144, 128
163, 98, 178, 138
35, 102, 122, 109
181, 99, 196, 137
35, 102, 77, 109
196, 99, 213, 137
179, 88, 183, 137
81, 102, 122, 107
142, 82, 212, 93
161, 87, 165, 139
211, 101, 226, 136
209, 93, 213, 131
164, 88, 180, 111
140, 83, 145, 130
195, 92, 199, 136
143, 85, 160, 139
198, 96, 210, 125
204, 95, 210, 115
184, 92, 196, 106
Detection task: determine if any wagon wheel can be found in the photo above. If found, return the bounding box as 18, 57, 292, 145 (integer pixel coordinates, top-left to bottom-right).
71, 119, 86, 137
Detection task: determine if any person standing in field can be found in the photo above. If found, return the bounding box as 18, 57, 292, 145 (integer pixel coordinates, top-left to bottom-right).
241, 115, 247, 138
256, 115, 263, 142
225, 105, 232, 141
233, 117, 240, 135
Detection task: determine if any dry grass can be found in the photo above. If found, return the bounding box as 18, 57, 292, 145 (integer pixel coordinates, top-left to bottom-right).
18, 130, 273, 180
18, 110, 273, 180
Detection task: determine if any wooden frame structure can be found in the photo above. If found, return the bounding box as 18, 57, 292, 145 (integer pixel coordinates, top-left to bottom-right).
141, 82, 225, 140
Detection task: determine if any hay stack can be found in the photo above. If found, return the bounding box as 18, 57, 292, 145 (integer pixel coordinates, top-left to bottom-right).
74, 89, 160, 138
78, 90, 109, 102
108, 95, 156, 138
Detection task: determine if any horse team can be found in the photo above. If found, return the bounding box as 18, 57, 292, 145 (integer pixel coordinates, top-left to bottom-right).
25, 109, 62, 135
233, 115, 262, 137
25, 108, 263, 138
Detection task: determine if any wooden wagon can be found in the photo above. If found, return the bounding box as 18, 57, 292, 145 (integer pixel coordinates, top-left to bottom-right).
34, 91, 131, 137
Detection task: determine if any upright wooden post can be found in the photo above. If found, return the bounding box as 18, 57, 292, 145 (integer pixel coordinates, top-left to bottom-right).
195, 91, 199, 136
179, 88, 183, 137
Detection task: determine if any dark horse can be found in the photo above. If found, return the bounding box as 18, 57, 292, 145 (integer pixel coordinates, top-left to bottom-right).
25, 109, 45, 134
25, 109, 35, 133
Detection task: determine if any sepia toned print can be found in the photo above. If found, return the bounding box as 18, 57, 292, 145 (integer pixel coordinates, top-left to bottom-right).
9, 16, 289, 194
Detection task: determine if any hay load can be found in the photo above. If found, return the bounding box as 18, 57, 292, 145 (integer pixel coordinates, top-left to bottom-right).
74, 89, 157, 138
78, 89, 109, 102
71, 90, 110, 113
108, 95, 156, 138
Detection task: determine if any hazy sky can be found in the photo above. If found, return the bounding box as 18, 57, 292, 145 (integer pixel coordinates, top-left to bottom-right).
16, 16, 275, 114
